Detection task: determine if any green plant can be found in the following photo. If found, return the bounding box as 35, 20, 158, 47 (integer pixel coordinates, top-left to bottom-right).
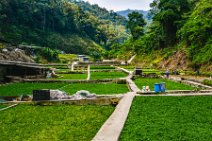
203, 79, 212, 86
90, 72, 128, 80
134, 78, 194, 90
120, 96, 212, 141
0, 105, 114, 141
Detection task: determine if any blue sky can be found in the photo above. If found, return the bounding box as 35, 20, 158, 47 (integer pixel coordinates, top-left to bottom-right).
85, 0, 154, 11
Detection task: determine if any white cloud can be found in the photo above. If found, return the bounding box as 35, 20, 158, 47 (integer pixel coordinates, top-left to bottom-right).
85, 0, 153, 11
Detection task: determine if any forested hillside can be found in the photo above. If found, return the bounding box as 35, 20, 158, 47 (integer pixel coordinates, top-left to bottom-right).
116, 9, 151, 22
110, 0, 212, 71
0, 0, 128, 55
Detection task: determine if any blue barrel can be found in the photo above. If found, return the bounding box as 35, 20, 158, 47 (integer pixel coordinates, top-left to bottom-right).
160, 82, 166, 92
154, 83, 160, 93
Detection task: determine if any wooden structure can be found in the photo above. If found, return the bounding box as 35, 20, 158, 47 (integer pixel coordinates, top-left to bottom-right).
0, 60, 49, 82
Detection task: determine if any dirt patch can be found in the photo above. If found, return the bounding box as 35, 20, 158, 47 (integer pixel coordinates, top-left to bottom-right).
160, 50, 190, 70
0, 49, 34, 62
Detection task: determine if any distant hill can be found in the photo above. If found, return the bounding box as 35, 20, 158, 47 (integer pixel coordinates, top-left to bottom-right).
0, 0, 128, 55
116, 9, 152, 22
69, 0, 127, 26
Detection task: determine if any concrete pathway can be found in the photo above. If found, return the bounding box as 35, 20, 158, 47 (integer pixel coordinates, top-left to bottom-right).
71, 61, 78, 71
87, 65, 90, 80
126, 76, 140, 92
0, 104, 18, 111
92, 92, 135, 141
127, 54, 136, 64
115, 66, 132, 75
169, 75, 212, 89
136, 93, 212, 97
92, 67, 140, 141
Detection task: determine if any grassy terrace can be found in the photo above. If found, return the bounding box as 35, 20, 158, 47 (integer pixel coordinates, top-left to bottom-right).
0, 104, 7, 109
61, 83, 129, 95
0, 83, 129, 96
134, 78, 194, 90
0, 105, 114, 141
91, 72, 128, 80
52, 73, 87, 80
120, 96, 212, 141
90, 66, 115, 70
0, 83, 66, 96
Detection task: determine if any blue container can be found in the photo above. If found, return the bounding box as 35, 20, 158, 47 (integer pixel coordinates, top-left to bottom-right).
154, 83, 161, 93
160, 82, 166, 92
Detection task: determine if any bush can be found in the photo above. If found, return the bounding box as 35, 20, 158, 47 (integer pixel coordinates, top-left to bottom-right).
203, 79, 212, 86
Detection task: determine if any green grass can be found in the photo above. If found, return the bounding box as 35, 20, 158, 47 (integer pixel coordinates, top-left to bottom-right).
134, 78, 194, 90
203, 79, 212, 86
0, 83, 67, 96
55, 69, 71, 73
91, 72, 127, 80
120, 96, 212, 141
52, 73, 87, 80
0, 83, 129, 96
61, 83, 129, 95
90, 66, 115, 70
0, 104, 7, 109
0, 105, 114, 141
58, 54, 77, 63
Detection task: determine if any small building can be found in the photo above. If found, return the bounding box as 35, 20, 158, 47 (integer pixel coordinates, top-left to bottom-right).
0, 60, 49, 82
78, 55, 89, 62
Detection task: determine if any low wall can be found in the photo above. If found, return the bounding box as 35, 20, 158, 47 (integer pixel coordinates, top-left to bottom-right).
2, 95, 123, 106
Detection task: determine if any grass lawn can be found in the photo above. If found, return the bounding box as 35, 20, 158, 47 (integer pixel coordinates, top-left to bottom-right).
0, 83, 67, 96
91, 72, 127, 80
119, 66, 135, 71
52, 73, 87, 80
61, 83, 129, 95
0, 104, 7, 109
0, 105, 114, 141
134, 78, 194, 90
90, 66, 115, 70
55, 69, 71, 73
0, 83, 129, 96
120, 96, 212, 141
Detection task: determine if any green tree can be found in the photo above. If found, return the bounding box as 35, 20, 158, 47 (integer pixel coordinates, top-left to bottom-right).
127, 12, 146, 40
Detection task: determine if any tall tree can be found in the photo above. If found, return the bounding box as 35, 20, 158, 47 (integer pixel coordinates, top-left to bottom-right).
127, 11, 146, 40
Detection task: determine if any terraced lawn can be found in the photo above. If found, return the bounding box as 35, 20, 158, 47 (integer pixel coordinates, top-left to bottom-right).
0, 105, 114, 141
90, 66, 115, 70
120, 96, 212, 141
52, 73, 87, 80
0, 83, 67, 96
91, 72, 128, 80
0, 82, 129, 96
134, 78, 194, 90
0, 104, 8, 109
61, 83, 129, 95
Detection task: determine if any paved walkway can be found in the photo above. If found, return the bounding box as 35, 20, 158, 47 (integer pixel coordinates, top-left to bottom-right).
92, 92, 135, 141
92, 67, 140, 141
87, 65, 90, 80
0, 104, 18, 111
169, 76, 212, 89
136, 93, 212, 97
127, 54, 136, 64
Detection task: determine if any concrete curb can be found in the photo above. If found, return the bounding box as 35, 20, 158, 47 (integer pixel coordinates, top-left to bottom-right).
136, 93, 212, 97
0, 104, 18, 111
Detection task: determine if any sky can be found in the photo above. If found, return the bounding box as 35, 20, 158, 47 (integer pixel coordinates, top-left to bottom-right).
84, 0, 154, 11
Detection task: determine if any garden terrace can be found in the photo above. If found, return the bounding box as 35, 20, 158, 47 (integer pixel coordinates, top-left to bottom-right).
0, 82, 129, 96
90, 66, 115, 70
90, 72, 128, 80
120, 96, 212, 141
0, 105, 114, 141
51, 73, 87, 80
134, 77, 195, 91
